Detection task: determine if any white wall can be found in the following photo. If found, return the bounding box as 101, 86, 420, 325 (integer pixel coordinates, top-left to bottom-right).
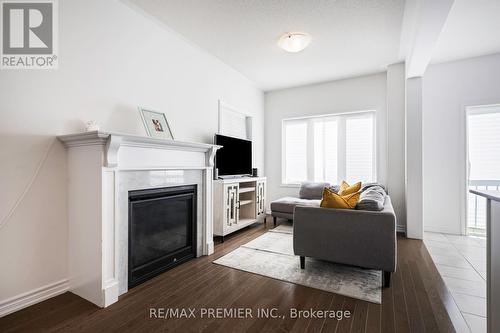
264, 73, 389, 209
423, 53, 500, 234
0, 0, 263, 304
387, 63, 407, 230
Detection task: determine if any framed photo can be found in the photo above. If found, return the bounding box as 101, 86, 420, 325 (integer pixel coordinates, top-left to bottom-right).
138, 107, 174, 140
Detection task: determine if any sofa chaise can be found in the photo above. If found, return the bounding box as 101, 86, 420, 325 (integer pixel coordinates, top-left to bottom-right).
269, 181, 330, 226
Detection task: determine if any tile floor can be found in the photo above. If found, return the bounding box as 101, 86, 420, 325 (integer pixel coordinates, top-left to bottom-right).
424, 232, 487, 333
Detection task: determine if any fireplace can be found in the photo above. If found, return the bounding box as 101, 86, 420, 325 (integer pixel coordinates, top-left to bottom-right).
128, 185, 197, 288
58, 131, 219, 307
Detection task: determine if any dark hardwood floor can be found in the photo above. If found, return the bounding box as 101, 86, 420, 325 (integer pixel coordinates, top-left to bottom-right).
0, 218, 465, 333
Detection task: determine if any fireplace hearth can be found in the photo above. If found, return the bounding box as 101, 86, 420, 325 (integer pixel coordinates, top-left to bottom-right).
128, 185, 197, 288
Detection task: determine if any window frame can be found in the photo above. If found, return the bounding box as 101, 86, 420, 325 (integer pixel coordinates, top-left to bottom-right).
281, 110, 377, 186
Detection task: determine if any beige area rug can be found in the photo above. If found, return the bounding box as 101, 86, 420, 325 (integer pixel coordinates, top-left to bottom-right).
213, 223, 382, 303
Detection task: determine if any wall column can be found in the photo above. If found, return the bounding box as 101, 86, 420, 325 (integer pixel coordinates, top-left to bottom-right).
406, 77, 424, 239
387, 63, 407, 232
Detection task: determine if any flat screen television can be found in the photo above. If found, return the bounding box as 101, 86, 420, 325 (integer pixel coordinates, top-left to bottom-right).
215, 134, 252, 177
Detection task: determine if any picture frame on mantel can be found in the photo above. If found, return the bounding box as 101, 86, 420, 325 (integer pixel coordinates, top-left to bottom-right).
138, 107, 174, 140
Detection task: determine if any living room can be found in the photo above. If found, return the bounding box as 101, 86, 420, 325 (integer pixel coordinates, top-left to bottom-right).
1, 0, 499, 332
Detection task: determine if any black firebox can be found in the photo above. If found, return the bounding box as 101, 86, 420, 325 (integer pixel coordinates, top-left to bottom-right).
128, 185, 197, 289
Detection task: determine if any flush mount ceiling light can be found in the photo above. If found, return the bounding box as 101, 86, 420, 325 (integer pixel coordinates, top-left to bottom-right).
278, 32, 311, 53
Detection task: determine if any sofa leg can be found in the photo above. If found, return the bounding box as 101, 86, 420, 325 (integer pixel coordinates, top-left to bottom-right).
383, 271, 391, 288
273, 216, 277, 227
300, 256, 305, 269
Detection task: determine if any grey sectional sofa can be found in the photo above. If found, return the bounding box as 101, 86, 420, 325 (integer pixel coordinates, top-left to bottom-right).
270, 182, 397, 287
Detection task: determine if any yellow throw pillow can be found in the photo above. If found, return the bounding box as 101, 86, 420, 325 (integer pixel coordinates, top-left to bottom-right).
338, 180, 362, 196
320, 187, 360, 209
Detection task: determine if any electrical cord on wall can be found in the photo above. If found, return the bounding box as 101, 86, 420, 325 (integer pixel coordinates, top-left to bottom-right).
0, 138, 57, 230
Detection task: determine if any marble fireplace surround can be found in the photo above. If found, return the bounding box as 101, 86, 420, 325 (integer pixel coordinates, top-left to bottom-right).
58, 131, 220, 308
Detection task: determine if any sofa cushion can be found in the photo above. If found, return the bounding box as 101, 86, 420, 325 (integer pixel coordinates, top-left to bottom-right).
360, 182, 386, 193
271, 197, 321, 214
328, 184, 340, 193
338, 181, 362, 196
320, 187, 360, 209
356, 185, 386, 211
299, 182, 330, 199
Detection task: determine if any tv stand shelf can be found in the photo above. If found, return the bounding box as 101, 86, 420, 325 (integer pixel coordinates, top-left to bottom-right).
238, 187, 256, 194
213, 177, 266, 239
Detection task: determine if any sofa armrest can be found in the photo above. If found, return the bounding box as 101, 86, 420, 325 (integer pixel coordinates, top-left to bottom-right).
293, 201, 397, 272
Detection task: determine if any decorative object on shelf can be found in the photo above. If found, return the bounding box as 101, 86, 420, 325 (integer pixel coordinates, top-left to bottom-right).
139, 107, 174, 140
85, 120, 99, 132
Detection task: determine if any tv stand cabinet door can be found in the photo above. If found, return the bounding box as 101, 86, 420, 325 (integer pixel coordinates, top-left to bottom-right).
223, 184, 239, 229
256, 180, 266, 218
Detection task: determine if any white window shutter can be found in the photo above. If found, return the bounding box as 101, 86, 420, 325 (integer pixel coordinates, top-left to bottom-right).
345, 114, 375, 183
283, 120, 308, 184
282, 111, 375, 185
468, 111, 500, 180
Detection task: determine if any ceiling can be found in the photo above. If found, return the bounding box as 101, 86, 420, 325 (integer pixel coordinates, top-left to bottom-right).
130, 0, 406, 91
130, 0, 500, 91
431, 0, 500, 64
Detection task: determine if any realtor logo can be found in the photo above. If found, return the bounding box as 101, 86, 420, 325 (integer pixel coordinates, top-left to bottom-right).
1, 0, 58, 69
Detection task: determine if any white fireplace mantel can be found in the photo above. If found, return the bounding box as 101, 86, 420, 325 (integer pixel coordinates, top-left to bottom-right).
58, 130, 220, 168
58, 131, 221, 308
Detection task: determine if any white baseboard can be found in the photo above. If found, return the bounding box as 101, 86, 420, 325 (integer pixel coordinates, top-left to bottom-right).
102, 280, 119, 308
424, 225, 461, 234
206, 240, 214, 255
0, 279, 69, 317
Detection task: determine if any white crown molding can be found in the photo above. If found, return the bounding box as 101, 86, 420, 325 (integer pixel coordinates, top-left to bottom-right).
0, 279, 69, 318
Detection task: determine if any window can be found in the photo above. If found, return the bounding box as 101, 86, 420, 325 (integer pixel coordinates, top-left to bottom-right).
282, 111, 376, 185
468, 109, 500, 181
466, 105, 500, 235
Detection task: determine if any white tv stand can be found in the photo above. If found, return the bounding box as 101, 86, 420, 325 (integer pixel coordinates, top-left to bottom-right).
213, 177, 266, 241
